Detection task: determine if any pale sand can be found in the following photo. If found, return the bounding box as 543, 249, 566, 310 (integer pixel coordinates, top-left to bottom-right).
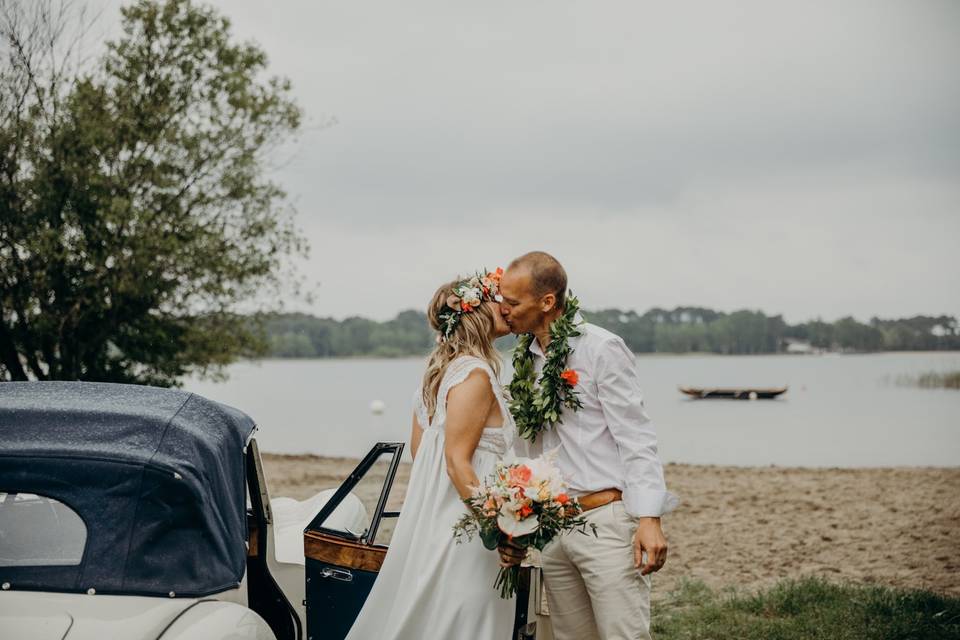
261, 454, 960, 599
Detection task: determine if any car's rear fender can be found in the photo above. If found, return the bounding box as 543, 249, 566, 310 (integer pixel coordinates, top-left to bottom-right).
157, 600, 275, 640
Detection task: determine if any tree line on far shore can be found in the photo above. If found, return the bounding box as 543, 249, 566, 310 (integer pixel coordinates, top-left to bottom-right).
263, 308, 960, 358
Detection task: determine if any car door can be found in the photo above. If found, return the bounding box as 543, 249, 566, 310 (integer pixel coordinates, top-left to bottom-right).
303, 442, 404, 640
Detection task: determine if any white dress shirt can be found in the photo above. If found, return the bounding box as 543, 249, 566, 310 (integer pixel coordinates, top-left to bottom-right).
521, 315, 678, 518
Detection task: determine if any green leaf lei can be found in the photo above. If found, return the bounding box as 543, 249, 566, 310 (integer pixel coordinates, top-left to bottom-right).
508, 293, 584, 442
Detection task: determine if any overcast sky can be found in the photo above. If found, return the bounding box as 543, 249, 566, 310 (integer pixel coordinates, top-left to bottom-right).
101, 1, 959, 323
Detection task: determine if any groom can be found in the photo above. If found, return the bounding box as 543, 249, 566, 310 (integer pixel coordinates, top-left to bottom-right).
499, 251, 677, 640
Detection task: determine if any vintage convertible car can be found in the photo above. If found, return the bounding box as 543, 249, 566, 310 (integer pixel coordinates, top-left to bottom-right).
0, 382, 546, 639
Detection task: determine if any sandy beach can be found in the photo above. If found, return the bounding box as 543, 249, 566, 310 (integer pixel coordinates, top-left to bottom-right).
261, 454, 960, 599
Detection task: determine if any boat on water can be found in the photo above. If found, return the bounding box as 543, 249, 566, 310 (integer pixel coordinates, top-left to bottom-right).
679, 386, 788, 400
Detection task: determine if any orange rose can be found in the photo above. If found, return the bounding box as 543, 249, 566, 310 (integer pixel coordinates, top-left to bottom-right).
519, 504, 533, 518
509, 465, 532, 487
560, 369, 579, 386
556, 493, 570, 505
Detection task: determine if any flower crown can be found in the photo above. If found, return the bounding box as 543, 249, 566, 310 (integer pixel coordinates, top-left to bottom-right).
437, 267, 504, 342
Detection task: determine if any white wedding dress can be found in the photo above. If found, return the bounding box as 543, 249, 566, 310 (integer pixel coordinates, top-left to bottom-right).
345, 355, 516, 640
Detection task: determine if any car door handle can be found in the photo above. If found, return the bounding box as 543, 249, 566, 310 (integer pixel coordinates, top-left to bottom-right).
320, 566, 353, 582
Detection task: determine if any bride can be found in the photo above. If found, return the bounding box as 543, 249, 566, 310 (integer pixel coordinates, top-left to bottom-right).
345, 269, 517, 640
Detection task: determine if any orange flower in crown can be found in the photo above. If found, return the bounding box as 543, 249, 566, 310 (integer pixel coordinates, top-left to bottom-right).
437, 267, 505, 342
481, 267, 504, 294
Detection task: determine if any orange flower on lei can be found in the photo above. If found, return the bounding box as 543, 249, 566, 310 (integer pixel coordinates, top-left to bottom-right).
560, 369, 579, 386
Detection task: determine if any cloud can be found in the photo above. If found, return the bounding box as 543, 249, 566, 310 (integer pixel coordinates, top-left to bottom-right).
296, 164, 959, 323
95, 0, 960, 320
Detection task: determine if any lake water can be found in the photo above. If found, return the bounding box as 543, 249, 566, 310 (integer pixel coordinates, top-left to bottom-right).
184, 352, 960, 468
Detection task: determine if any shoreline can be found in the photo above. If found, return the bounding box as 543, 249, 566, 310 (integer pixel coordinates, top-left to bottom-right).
242, 349, 960, 362
261, 454, 960, 600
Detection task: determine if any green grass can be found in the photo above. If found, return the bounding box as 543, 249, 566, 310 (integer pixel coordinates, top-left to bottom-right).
652, 577, 960, 640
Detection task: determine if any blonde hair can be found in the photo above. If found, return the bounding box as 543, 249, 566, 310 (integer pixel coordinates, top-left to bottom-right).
421, 278, 502, 420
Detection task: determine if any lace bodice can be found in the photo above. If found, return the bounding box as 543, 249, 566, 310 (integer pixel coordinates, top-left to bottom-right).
413, 356, 515, 455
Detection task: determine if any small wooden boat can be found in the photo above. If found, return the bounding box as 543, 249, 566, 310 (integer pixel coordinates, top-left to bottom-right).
679, 386, 787, 400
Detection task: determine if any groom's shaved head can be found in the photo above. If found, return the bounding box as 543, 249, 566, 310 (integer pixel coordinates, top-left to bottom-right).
508, 251, 567, 309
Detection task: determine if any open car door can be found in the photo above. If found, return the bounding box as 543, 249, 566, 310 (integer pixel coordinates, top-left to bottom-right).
303, 442, 404, 640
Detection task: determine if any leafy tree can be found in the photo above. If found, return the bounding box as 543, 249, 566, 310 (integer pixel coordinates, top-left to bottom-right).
0, 0, 304, 385
833, 317, 883, 352
583, 308, 656, 352
268, 331, 316, 358
803, 319, 835, 349
871, 315, 959, 351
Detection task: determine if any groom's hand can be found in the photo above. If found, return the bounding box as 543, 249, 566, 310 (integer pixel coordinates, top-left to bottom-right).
498, 540, 526, 567
634, 517, 668, 575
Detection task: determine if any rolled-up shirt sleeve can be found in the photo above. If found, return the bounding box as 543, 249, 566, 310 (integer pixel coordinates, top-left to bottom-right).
596, 337, 679, 518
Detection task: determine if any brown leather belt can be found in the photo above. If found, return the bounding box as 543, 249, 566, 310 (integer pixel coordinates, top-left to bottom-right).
577, 488, 622, 512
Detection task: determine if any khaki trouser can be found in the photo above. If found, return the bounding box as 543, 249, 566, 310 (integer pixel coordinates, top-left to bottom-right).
541, 501, 652, 640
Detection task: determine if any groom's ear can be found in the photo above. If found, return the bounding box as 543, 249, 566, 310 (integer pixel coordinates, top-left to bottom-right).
540, 292, 557, 313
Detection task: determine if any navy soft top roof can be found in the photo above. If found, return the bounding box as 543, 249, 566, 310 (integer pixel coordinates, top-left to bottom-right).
0, 381, 256, 597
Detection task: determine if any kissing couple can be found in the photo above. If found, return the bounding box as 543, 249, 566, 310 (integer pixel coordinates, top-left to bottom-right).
346, 251, 678, 640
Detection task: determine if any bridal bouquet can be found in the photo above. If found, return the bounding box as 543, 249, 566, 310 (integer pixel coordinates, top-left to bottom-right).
453, 455, 595, 598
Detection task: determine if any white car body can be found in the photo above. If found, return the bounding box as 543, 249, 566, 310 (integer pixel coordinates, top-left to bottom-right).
0, 590, 275, 640
0, 382, 548, 640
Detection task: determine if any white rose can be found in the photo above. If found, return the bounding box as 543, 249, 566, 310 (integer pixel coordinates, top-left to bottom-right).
525, 456, 566, 502
463, 287, 482, 307
498, 512, 539, 537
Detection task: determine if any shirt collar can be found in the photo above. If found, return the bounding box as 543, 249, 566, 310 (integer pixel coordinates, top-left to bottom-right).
527, 313, 585, 358
529, 336, 544, 357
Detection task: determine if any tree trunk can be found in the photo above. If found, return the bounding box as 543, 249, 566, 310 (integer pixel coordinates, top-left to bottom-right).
0, 319, 29, 380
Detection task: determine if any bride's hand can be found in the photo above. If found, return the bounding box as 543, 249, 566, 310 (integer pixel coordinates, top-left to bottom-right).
497, 540, 526, 567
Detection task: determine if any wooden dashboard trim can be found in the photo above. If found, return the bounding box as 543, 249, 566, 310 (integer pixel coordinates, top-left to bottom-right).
303, 530, 387, 572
